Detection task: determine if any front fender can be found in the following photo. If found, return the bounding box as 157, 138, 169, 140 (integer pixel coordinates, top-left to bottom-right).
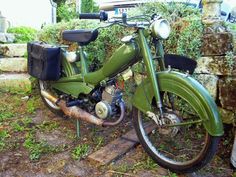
132, 71, 223, 136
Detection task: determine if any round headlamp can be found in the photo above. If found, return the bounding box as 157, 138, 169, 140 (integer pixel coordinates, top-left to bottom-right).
150, 19, 171, 39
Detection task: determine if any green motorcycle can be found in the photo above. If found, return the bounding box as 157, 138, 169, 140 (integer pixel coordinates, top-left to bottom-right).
27, 11, 223, 173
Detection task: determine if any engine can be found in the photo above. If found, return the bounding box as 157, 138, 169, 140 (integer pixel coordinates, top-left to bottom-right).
95, 85, 122, 119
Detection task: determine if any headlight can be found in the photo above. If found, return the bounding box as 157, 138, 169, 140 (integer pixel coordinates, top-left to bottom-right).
150, 19, 171, 39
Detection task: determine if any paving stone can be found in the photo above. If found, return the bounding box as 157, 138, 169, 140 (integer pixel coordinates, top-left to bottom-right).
0, 73, 32, 93
0, 57, 27, 72
0, 43, 27, 57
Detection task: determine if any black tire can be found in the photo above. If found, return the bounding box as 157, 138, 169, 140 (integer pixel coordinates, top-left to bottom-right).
132, 90, 221, 173
38, 80, 65, 118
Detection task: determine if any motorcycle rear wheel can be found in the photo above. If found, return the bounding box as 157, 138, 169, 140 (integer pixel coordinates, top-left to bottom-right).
38, 80, 65, 117
132, 90, 220, 173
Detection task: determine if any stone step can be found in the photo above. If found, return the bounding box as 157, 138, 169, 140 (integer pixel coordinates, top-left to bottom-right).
0, 44, 27, 57
0, 73, 32, 93
0, 58, 27, 72
0, 33, 15, 43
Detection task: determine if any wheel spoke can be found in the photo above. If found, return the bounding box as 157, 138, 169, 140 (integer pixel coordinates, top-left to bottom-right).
163, 119, 203, 128
137, 91, 209, 165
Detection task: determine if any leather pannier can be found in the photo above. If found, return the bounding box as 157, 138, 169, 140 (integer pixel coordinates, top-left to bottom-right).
27, 41, 61, 81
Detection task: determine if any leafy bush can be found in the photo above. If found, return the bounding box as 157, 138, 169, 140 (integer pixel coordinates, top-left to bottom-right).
7, 26, 37, 43
57, 3, 77, 22
129, 2, 203, 59
81, 0, 99, 13
38, 19, 130, 65
39, 2, 203, 64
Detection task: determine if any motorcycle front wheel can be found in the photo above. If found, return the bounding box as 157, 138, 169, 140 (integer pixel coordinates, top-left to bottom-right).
132, 90, 220, 173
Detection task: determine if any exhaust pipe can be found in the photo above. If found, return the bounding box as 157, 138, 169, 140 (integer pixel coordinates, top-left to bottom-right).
41, 90, 104, 126
40, 90, 126, 127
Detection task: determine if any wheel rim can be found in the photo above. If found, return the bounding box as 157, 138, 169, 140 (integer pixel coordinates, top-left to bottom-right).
137, 91, 210, 166
39, 80, 61, 110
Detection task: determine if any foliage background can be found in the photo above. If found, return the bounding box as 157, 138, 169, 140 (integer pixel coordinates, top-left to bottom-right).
7, 27, 37, 43
129, 2, 203, 59
38, 19, 130, 67
54, 0, 98, 22
39, 2, 203, 61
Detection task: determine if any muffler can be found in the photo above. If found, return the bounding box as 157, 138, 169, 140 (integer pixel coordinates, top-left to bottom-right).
41, 90, 104, 126
40, 90, 126, 127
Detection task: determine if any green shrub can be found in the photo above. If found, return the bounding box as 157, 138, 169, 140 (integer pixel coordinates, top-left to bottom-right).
129, 2, 203, 59
39, 2, 203, 64
38, 19, 130, 64
57, 3, 77, 22
81, 0, 99, 13
7, 26, 37, 43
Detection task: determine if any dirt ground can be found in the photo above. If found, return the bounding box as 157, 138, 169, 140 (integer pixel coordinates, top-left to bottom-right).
0, 91, 235, 177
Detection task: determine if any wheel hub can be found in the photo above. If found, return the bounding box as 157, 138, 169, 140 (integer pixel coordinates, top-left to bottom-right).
148, 111, 181, 137
160, 112, 181, 137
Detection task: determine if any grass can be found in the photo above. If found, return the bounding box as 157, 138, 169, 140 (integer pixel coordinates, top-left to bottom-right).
132, 156, 159, 171
23, 130, 67, 161
93, 136, 104, 151
0, 92, 67, 160
0, 112, 15, 122
36, 121, 59, 132
23, 131, 47, 160
0, 92, 230, 176
26, 96, 41, 114
0, 130, 10, 151
71, 144, 90, 160
10, 117, 32, 132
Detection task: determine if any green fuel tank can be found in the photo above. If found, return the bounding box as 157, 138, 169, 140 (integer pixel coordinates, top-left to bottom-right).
84, 41, 138, 85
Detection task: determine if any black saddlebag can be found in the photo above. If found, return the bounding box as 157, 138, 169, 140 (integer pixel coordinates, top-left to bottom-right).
27, 41, 61, 81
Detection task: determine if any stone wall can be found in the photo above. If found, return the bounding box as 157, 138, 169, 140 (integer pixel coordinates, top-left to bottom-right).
193, 0, 236, 124
194, 26, 236, 124
195, 33, 236, 124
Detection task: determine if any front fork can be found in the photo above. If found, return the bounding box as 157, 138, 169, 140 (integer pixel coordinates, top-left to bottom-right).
138, 29, 164, 116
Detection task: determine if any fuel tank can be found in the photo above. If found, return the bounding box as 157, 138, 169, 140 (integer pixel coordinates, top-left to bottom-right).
84, 41, 138, 85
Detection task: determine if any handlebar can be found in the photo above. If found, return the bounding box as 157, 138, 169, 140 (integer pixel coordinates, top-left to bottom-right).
79, 11, 154, 28
79, 11, 108, 21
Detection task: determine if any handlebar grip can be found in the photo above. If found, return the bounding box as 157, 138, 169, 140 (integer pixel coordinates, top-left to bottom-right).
79, 11, 108, 21
79, 13, 100, 19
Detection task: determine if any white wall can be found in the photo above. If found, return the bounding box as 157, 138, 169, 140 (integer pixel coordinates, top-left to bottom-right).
0, 0, 55, 29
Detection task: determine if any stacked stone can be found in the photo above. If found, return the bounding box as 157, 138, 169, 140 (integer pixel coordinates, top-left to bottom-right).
194, 0, 236, 124
0, 33, 15, 44
0, 44, 32, 93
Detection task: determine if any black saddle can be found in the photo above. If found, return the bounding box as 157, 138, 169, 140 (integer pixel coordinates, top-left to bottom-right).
62, 29, 98, 46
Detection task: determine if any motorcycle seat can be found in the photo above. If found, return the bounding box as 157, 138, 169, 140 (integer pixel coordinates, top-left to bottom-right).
62, 29, 98, 46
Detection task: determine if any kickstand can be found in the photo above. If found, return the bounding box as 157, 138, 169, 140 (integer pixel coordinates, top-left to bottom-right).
76, 120, 80, 138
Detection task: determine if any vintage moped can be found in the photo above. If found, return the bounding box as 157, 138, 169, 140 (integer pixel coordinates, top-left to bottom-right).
27, 11, 223, 173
